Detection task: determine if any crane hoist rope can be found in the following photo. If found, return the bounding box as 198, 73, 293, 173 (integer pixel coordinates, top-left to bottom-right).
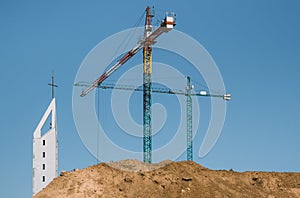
109, 10, 146, 65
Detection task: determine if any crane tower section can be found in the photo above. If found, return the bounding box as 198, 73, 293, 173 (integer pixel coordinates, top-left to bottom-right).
186, 76, 193, 161
143, 7, 175, 163
143, 6, 154, 163
143, 6, 152, 163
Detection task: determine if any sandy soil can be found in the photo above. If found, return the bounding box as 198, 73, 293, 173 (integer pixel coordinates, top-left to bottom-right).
34, 160, 300, 198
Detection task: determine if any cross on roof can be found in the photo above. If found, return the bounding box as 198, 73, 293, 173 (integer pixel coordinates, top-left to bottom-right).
48, 72, 58, 99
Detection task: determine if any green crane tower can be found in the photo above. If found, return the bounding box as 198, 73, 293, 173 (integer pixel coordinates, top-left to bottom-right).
186, 76, 193, 161
143, 6, 154, 163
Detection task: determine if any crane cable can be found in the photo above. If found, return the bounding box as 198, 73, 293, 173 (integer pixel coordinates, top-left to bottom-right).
96, 88, 100, 164
107, 10, 145, 69
94, 9, 145, 161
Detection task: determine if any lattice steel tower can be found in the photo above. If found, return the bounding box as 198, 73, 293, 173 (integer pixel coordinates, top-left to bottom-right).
143, 6, 154, 163
186, 76, 193, 161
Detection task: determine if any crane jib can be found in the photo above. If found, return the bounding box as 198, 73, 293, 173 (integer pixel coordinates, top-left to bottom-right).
119, 50, 134, 65
95, 74, 108, 86
105, 46, 142, 77
80, 46, 142, 97
80, 12, 175, 97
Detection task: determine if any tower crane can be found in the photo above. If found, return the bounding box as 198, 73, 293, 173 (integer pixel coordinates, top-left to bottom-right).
75, 76, 231, 161
79, 6, 176, 163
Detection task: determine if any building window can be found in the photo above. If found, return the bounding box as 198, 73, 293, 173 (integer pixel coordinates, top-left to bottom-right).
42, 176, 45, 182
42, 164, 45, 170
42, 140, 46, 146
43, 152, 45, 158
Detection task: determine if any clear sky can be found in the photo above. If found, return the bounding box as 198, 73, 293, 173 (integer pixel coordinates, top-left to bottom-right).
1, 0, 300, 197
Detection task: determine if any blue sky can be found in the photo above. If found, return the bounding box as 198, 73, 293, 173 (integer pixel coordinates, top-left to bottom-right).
1, 0, 300, 197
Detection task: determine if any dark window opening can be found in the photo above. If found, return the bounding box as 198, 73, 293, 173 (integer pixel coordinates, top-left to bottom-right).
42, 164, 45, 170
43, 140, 46, 146
42, 176, 45, 182
43, 152, 45, 158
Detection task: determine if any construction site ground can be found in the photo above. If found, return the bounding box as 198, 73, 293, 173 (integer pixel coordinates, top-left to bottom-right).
34, 160, 300, 198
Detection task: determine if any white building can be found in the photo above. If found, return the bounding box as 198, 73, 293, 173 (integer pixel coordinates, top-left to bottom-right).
32, 98, 58, 196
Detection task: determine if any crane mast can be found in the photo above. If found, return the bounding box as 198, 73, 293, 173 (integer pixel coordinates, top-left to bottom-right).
186, 76, 193, 161
143, 6, 153, 163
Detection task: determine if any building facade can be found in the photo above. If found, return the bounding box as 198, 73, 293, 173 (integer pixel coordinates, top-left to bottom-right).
32, 98, 58, 196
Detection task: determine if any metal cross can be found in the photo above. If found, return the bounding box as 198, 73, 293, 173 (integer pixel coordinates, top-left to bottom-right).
48, 72, 58, 99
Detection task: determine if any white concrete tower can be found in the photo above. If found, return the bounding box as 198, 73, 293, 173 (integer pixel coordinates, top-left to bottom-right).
33, 75, 58, 196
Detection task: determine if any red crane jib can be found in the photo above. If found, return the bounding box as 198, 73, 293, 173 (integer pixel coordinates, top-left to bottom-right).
80, 11, 176, 97
119, 51, 134, 65
95, 74, 108, 86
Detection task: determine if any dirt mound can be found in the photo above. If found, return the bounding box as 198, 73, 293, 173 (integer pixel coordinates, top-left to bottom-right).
34, 160, 300, 198
108, 159, 173, 172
